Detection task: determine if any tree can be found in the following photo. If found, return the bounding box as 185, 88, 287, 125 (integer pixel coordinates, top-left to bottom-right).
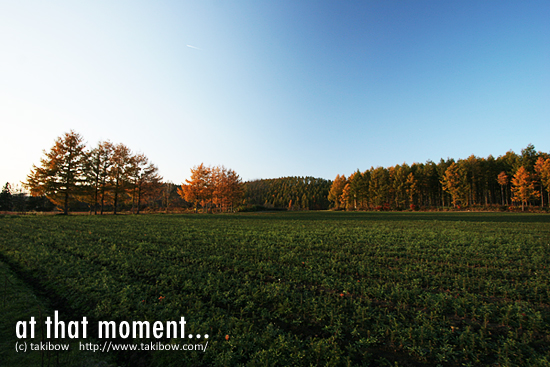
391, 164, 409, 209
497, 171, 509, 206
109, 143, 133, 214
437, 158, 453, 207
534, 157, 546, 208
178, 164, 242, 213
340, 183, 352, 210
462, 155, 481, 206
0, 183, 13, 211
511, 166, 539, 211
223, 168, 243, 211
86, 141, 114, 214
178, 163, 212, 212
441, 162, 465, 208
520, 144, 537, 173
328, 174, 347, 209
128, 153, 162, 214
26, 131, 87, 214
406, 172, 417, 208
348, 170, 364, 209
540, 158, 550, 209
369, 167, 389, 207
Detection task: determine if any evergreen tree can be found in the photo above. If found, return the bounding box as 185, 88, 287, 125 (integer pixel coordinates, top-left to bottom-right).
0, 183, 13, 211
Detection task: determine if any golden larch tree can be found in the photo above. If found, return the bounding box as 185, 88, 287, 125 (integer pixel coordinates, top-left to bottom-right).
328, 174, 347, 209
441, 162, 465, 208
511, 166, 539, 211
26, 130, 87, 214
178, 163, 212, 212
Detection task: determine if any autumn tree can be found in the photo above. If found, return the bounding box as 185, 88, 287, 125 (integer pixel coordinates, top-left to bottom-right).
406, 172, 417, 209
441, 162, 465, 208
328, 174, 347, 209
178, 163, 212, 212
511, 166, 539, 211
178, 164, 243, 213
340, 183, 352, 210
26, 131, 87, 214
211, 166, 243, 212
391, 164, 409, 209
437, 159, 453, 207
223, 168, 244, 211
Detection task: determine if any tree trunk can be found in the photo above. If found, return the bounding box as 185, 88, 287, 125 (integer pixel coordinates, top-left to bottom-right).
64, 189, 69, 215
114, 180, 119, 215
136, 184, 142, 214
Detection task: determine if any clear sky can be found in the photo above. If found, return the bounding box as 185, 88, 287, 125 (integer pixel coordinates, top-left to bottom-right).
1, 1, 549, 187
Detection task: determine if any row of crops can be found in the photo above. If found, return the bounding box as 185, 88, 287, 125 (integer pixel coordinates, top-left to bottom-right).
1, 212, 549, 366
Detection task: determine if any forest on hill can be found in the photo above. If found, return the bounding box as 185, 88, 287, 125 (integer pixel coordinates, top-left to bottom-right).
1, 131, 548, 213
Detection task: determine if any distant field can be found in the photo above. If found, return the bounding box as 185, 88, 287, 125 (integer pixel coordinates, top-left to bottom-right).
1, 212, 549, 366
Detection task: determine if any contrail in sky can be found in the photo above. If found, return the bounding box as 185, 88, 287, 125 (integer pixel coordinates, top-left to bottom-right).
186, 45, 202, 50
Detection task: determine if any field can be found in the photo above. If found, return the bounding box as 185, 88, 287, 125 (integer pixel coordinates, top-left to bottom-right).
1, 212, 549, 366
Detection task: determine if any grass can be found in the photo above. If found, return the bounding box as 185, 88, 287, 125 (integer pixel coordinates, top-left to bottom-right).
0, 211, 549, 366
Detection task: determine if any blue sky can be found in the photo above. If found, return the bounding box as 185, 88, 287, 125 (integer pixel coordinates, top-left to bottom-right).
1, 1, 549, 187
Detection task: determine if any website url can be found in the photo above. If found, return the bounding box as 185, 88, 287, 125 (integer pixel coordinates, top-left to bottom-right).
79, 341, 208, 353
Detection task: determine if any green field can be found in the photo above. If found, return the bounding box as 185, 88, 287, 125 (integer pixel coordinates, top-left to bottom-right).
1, 212, 549, 366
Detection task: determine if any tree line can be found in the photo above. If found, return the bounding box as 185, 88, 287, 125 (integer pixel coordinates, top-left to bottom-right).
9, 131, 550, 214
17, 131, 245, 214
328, 144, 550, 211
25, 131, 162, 214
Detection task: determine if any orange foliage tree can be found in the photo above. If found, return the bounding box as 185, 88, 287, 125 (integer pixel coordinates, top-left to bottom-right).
178, 163, 211, 212
328, 174, 347, 209
511, 166, 539, 211
441, 162, 465, 208
178, 164, 243, 212
26, 130, 88, 214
